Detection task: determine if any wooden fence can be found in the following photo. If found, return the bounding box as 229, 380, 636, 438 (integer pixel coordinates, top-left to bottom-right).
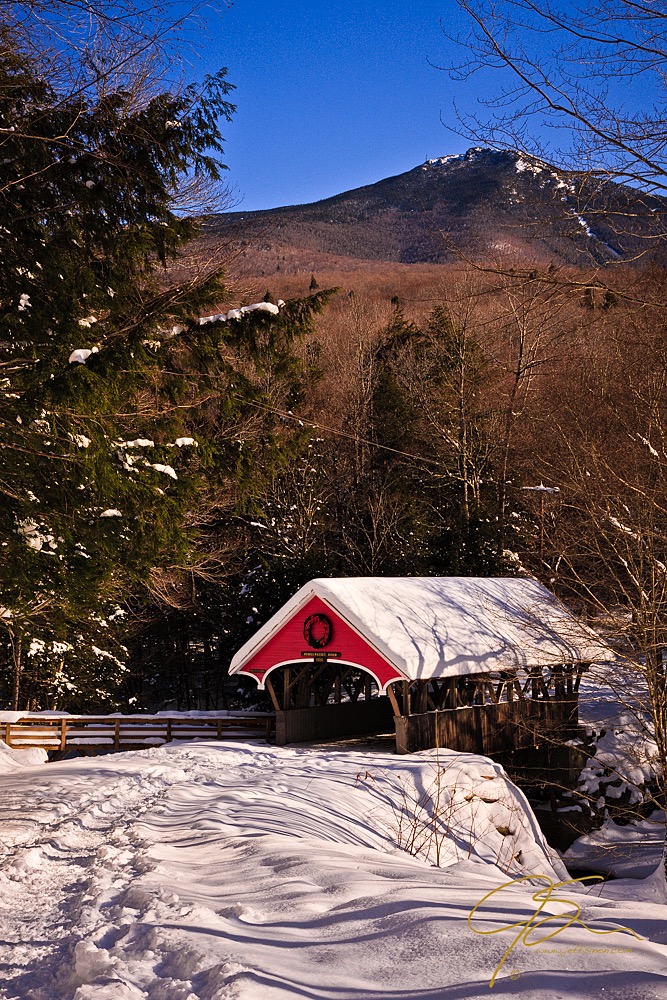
2, 713, 275, 754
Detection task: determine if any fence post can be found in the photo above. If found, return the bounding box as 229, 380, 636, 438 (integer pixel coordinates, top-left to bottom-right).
114, 718, 120, 751
4, 722, 10, 747
60, 718, 66, 751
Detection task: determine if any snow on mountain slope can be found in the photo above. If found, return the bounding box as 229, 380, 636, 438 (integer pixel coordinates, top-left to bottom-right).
0, 742, 666, 999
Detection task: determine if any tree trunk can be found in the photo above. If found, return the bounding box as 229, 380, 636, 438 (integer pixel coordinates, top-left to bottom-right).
11, 632, 22, 712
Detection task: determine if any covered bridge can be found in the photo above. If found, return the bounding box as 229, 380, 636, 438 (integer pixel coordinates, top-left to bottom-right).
229, 577, 607, 754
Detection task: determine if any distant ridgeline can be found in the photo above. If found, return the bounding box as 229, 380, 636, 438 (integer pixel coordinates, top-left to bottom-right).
209, 148, 665, 269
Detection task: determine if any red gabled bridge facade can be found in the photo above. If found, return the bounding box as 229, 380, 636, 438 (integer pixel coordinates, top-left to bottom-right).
236, 596, 402, 744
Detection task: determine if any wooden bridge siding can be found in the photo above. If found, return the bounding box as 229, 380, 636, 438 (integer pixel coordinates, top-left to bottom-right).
276, 697, 394, 746
394, 699, 579, 755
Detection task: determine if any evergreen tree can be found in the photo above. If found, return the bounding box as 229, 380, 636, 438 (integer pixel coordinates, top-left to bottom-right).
368, 304, 508, 574
0, 30, 332, 710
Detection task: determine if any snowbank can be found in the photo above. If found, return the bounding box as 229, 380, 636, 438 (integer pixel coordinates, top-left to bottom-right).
0, 741, 47, 772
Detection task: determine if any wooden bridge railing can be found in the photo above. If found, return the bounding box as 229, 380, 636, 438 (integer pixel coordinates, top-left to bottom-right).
392, 665, 588, 755
387, 663, 588, 716
2, 713, 275, 753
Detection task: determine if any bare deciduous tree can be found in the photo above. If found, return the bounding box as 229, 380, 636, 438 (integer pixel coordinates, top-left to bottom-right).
448, 0, 667, 194
530, 312, 667, 890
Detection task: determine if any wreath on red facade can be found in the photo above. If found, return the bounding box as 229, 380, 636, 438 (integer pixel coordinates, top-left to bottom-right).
303, 613, 332, 648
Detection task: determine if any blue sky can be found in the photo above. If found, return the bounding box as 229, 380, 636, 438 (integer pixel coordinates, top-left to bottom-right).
198, 1, 475, 211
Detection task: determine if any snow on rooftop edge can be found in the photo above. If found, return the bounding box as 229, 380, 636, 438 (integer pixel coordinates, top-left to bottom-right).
230, 576, 611, 682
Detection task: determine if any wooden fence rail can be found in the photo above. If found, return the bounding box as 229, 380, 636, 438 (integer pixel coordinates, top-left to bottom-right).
2, 714, 275, 754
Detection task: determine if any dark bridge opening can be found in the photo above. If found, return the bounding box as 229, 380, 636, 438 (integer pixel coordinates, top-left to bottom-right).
262, 662, 394, 745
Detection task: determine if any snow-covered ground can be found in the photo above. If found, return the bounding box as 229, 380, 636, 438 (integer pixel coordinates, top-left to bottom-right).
1, 740, 667, 999
564, 661, 664, 880
565, 811, 666, 879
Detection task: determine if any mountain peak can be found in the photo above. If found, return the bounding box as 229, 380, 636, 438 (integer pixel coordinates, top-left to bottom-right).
212, 150, 662, 271
422, 146, 502, 168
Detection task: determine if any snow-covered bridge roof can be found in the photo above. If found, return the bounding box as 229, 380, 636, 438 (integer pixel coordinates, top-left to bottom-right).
229, 577, 608, 689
